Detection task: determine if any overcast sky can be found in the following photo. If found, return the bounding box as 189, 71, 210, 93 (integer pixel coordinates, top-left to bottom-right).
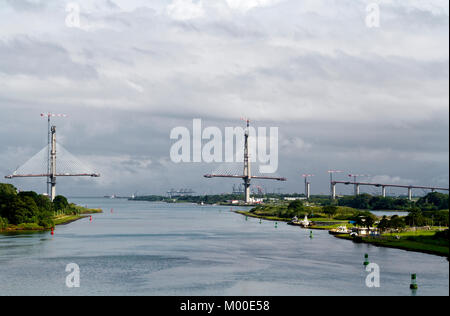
0, 0, 448, 197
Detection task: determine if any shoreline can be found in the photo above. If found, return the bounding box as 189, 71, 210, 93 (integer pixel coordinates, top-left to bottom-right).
0, 207, 102, 234
235, 210, 449, 258
335, 235, 449, 258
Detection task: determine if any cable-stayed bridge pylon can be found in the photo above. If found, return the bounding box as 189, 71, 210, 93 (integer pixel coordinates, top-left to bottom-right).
5, 125, 100, 201
204, 119, 286, 204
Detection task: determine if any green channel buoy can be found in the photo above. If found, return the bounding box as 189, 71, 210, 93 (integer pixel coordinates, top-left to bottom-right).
275, 222, 278, 228
364, 254, 369, 266
245, 216, 248, 221
259, 219, 262, 224
309, 231, 313, 239
410, 274, 418, 290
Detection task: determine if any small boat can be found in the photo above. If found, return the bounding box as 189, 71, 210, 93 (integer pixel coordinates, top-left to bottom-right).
289, 215, 311, 227
329, 226, 351, 235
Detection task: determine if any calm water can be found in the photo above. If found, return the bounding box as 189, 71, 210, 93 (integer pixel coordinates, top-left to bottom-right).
0, 198, 448, 296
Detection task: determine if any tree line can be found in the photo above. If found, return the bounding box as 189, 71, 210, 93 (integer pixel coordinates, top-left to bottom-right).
0, 183, 73, 230
337, 192, 448, 211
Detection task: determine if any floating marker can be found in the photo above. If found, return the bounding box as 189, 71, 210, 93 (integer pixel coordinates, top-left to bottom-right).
275, 222, 278, 228
51, 227, 54, 235
309, 231, 313, 239
410, 274, 418, 290
259, 219, 262, 224
245, 216, 248, 221
364, 254, 369, 266
90, 216, 92, 222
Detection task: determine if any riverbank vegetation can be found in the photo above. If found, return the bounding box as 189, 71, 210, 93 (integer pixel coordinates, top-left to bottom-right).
337, 192, 448, 212
131, 193, 309, 205
0, 183, 101, 232
240, 193, 449, 257
249, 200, 372, 223
336, 229, 449, 257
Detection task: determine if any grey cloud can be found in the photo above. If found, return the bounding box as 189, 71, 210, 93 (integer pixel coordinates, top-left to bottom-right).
0, 37, 98, 79
0, 0, 448, 196
2, 0, 48, 11
257, 52, 449, 83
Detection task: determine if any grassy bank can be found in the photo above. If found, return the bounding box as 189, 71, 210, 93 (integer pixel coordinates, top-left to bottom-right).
235, 210, 351, 229
236, 209, 449, 257
335, 231, 449, 257
235, 210, 289, 222
1, 206, 102, 233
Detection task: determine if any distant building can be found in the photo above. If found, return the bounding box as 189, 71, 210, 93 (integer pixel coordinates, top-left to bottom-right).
284, 197, 307, 201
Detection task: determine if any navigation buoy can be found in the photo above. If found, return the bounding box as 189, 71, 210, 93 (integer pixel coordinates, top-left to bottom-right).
245, 216, 248, 221
410, 274, 418, 290
309, 231, 313, 239
259, 219, 262, 224
90, 216, 92, 222
364, 254, 369, 266
51, 227, 54, 235
275, 222, 278, 228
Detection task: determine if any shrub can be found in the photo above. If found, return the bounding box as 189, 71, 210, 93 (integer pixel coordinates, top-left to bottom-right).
17, 223, 43, 231
0, 217, 8, 230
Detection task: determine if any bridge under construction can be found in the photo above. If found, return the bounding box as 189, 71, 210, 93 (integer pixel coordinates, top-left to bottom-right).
204, 119, 286, 204
5, 113, 100, 201
331, 180, 449, 201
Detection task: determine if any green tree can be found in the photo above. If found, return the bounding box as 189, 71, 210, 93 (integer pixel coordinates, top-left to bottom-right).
0, 183, 17, 196
288, 200, 304, 212
7, 196, 39, 225
389, 215, 406, 231
378, 216, 390, 232
370, 196, 394, 210
417, 192, 449, 211
53, 195, 69, 211
353, 211, 376, 228
405, 208, 426, 227
323, 205, 338, 218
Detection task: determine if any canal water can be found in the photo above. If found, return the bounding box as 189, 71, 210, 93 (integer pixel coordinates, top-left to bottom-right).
0, 198, 448, 296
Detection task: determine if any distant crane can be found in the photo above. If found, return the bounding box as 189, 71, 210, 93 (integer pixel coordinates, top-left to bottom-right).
302, 174, 314, 199
204, 119, 287, 204
255, 185, 265, 196
232, 184, 244, 195
167, 188, 195, 198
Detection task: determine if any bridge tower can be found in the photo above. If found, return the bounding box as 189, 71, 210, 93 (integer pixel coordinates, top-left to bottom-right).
5, 116, 100, 201
50, 126, 57, 200
243, 119, 251, 203
204, 119, 286, 204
